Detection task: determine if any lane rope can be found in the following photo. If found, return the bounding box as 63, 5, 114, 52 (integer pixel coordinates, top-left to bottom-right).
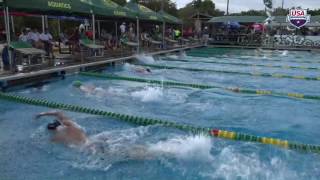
186, 51, 320, 64
80, 72, 320, 101
162, 57, 320, 71
0, 92, 319, 154
139, 63, 320, 81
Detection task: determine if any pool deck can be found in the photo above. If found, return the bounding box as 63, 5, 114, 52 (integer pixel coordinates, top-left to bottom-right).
0, 45, 203, 89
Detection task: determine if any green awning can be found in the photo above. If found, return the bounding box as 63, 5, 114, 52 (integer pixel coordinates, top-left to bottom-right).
5, 0, 135, 19
124, 2, 162, 22
81, 0, 135, 18
5, 0, 92, 15
208, 16, 267, 23
158, 10, 182, 24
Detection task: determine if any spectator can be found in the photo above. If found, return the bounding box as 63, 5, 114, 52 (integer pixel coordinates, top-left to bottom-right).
120, 22, 126, 35
101, 30, 116, 50
202, 26, 209, 45
40, 28, 53, 57
128, 23, 136, 41
19, 29, 28, 42
28, 28, 43, 49
69, 27, 80, 53
59, 30, 69, 45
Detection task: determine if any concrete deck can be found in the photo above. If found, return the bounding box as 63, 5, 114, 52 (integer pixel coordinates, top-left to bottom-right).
0, 45, 203, 84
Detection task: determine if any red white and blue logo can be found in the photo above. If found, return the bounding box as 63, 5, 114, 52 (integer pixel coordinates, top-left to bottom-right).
287, 8, 311, 29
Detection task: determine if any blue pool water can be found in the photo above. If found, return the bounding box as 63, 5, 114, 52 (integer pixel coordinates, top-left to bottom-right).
1, 48, 320, 180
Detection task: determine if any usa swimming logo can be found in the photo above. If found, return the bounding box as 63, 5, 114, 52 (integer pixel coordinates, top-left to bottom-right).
287, 8, 311, 29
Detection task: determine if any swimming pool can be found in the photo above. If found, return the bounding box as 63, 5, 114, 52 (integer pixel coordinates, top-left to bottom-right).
1, 48, 320, 180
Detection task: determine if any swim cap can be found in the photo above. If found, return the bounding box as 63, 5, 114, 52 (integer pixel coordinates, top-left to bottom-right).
73, 81, 82, 88
47, 120, 61, 130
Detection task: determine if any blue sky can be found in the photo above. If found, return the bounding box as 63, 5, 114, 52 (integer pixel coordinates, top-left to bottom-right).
174, 0, 320, 12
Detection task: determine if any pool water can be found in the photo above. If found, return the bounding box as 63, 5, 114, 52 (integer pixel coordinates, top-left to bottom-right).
1, 48, 320, 180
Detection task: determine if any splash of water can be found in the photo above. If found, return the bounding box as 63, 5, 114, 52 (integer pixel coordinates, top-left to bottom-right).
281, 50, 289, 56
123, 62, 135, 71
166, 54, 179, 59
135, 53, 155, 64
148, 135, 213, 161
202, 146, 299, 180
131, 86, 164, 102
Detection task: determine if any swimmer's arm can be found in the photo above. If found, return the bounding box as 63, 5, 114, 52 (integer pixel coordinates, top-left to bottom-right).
35, 111, 73, 127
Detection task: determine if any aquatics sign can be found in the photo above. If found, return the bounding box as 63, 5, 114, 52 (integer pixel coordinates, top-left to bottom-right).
287, 8, 311, 29
114, 10, 126, 16
48, 1, 72, 10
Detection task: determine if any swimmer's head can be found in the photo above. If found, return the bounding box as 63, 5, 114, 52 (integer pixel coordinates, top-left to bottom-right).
73, 81, 82, 88
146, 68, 151, 73
47, 120, 61, 130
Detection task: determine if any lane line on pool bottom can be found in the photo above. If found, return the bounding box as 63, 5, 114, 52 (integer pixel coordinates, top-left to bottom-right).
80, 72, 320, 101
139, 63, 320, 81
186, 51, 320, 64
161, 57, 320, 71
0, 92, 319, 154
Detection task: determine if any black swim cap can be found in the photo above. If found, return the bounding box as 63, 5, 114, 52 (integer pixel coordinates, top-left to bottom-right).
146, 68, 151, 73
47, 120, 61, 130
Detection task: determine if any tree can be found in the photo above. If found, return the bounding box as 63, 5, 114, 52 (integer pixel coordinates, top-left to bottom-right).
178, 0, 222, 19
308, 9, 320, 16
138, 0, 178, 16
178, 0, 224, 27
273, 7, 288, 16
231, 9, 266, 16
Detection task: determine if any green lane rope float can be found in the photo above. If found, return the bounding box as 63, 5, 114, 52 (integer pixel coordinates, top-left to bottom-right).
186, 51, 320, 64
80, 72, 320, 101
162, 57, 320, 71
0, 92, 319, 154
139, 63, 320, 81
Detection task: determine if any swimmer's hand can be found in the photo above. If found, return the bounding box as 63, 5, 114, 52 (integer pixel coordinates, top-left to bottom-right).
35, 111, 54, 119
34, 111, 64, 120
34, 111, 74, 127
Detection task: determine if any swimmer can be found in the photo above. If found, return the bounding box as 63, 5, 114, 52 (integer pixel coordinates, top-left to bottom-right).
35, 111, 88, 146
134, 67, 151, 74
73, 81, 100, 94
35, 111, 155, 160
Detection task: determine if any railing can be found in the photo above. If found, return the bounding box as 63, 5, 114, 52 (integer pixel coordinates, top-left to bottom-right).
210, 33, 320, 49
269, 35, 320, 48
210, 33, 263, 46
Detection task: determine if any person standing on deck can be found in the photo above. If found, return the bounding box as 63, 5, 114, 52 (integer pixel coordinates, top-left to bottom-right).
120, 22, 126, 35
40, 28, 54, 58
202, 26, 209, 46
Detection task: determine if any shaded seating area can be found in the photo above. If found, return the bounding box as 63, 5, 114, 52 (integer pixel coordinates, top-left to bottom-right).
0, 0, 200, 75
10, 41, 47, 71
141, 33, 162, 49
80, 38, 105, 58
